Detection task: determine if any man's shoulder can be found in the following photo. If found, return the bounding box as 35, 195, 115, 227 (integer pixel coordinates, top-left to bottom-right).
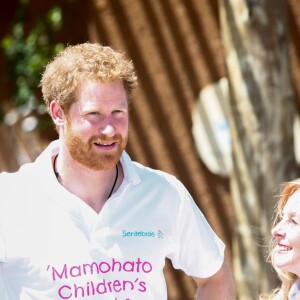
131, 159, 174, 179
0, 162, 35, 195
130, 159, 186, 194
123, 152, 189, 199
0, 161, 34, 179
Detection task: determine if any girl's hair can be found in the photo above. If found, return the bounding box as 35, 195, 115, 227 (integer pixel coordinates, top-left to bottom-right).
40, 42, 137, 113
260, 179, 300, 299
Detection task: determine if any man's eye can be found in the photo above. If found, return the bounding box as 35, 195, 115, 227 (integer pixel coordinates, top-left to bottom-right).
89, 112, 99, 115
112, 109, 126, 115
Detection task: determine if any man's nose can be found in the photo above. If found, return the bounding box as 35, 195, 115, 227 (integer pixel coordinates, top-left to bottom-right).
100, 119, 116, 137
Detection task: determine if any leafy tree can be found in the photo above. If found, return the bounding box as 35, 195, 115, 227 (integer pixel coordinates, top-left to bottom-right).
1, 0, 64, 131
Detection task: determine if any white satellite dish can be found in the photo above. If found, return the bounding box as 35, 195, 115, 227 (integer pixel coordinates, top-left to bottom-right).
192, 78, 232, 177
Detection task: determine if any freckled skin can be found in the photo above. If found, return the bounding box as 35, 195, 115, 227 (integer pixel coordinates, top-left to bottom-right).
63, 80, 129, 170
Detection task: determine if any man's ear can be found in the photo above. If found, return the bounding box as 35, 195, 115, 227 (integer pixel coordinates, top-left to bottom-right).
49, 100, 65, 127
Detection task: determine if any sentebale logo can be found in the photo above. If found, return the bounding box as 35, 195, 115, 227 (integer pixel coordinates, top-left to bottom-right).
122, 230, 155, 238
122, 230, 164, 239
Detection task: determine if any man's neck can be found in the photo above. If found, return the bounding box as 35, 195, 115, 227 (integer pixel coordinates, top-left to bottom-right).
53, 149, 123, 213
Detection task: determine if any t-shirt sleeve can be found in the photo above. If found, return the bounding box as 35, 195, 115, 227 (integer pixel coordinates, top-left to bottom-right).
0, 263, 6, 300
167, 187, 225, 278
0, 231, 6, 263
0, 173, 9, 263
0, 177, 7, 297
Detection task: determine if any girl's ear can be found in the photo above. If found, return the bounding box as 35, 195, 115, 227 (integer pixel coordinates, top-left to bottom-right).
49, 100, 65, 127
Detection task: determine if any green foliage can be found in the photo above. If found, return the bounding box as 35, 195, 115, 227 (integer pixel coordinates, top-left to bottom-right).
1, 1, 65, 108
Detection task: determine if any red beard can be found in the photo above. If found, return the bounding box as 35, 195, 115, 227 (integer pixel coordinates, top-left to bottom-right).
65, 123, 127, 170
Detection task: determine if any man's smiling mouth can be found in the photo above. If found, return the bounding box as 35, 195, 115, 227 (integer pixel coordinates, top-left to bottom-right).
94, 142, 114, 146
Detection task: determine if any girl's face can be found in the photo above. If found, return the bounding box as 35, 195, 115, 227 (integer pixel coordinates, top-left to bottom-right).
272, 190, 300, 277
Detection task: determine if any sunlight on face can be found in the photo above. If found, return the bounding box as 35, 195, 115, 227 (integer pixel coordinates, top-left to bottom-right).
272, 190, 300, 277
64, 80, 129, 170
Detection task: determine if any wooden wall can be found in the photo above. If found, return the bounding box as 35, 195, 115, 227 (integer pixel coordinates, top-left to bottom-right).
0, 0, 299, 298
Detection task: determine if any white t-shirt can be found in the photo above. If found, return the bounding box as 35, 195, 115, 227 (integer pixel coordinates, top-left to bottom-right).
0, 140, 225, 300
289, 279, 300, 300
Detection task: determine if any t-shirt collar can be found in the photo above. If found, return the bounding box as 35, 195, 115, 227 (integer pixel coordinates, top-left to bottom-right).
35, 139, 141, 186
